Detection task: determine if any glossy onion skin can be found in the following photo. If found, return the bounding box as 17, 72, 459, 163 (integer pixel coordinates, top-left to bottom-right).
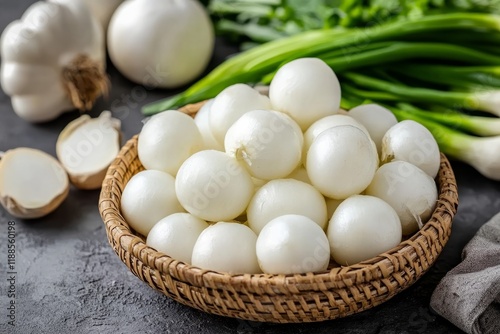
146, 213, 209, 264
108, 0, 214, 88
365, 161, 438, 235
138, 110, 203, 176
328, 195, 402, 265
247, 179, 328, 234
175, 150, 254, 222
307, 125, 378, 199
121, 170, 185, 237
224, 109, 303, 180
191, 222, 260, 274
256, 214, 330, 274
381, 120, 440, 178
269, 58, 341, 130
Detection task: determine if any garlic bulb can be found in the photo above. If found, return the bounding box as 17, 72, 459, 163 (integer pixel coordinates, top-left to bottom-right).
0, 148, 69, 219
82, 0, 123, 31
1, 0, 107, 122
56, 111, 121, 190
56, 0, 122, 32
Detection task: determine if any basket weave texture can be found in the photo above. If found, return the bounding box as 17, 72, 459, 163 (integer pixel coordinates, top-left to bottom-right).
99, 102, 459, 323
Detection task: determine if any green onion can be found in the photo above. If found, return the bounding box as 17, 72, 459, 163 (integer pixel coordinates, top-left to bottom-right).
341, 83, 401, 102
391, 65, 500, 89
342, 72, 500, 116
216, 20, 288, 43
325, 42, 500, 72
259, 42, 500, 85
395, 103, 500, 137
342, 82, 500, 136
142, 13, 500, 115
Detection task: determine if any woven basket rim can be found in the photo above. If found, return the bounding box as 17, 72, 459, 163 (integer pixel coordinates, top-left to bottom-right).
99, 104, 458, 292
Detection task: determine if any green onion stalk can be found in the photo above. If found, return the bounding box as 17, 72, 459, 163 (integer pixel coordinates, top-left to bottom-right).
341, 72, 500, 117
390, 65, 500, 89
142, 13, 500, 115
395, 103, 500, 137
341, 82, 500, 136
259, 42, 500, 85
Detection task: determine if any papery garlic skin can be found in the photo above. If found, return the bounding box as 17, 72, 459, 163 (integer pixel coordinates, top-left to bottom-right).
0, 148, 69, 219
57, 0, 123, 32
56, 111, 121, 190
1, 0, 106, 122
82, 0, 123, 31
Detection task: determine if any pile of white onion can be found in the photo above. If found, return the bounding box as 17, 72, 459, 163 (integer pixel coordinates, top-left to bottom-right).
122, 57, 440, 274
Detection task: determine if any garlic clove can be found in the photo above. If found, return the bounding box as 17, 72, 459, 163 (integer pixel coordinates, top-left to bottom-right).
0, 148, 69, 219
56, 111, 121, 190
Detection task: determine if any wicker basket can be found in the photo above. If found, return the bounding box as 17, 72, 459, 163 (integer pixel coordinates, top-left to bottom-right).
99, 102, 459, 323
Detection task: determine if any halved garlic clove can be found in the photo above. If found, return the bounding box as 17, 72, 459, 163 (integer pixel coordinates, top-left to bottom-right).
56, 111, 121, 190
0, 148, 69, 219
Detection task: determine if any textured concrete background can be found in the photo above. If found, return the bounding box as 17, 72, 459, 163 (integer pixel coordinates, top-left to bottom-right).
1, 1, 499, 333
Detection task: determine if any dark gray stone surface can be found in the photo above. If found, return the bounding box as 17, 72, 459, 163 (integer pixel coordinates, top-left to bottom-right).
0, 1, 498, 333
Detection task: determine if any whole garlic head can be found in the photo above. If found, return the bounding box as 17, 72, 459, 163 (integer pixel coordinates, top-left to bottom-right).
1, 0, 107, 122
